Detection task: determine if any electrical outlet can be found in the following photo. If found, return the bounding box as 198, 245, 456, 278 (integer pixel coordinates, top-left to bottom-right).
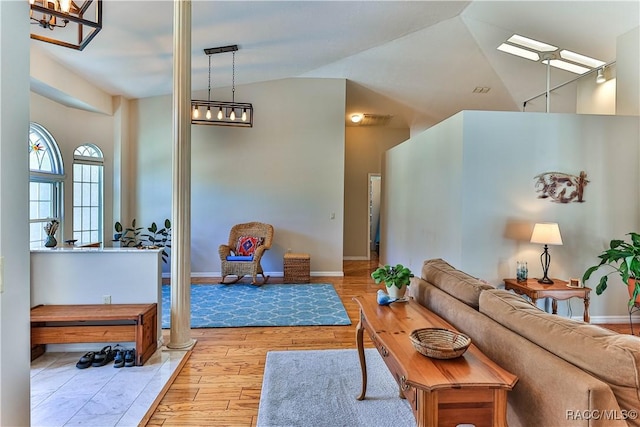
102, 295, 111, 304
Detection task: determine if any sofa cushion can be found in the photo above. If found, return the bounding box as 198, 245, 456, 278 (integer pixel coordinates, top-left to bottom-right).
421, 258, 494, 309
480, 289, 640, 420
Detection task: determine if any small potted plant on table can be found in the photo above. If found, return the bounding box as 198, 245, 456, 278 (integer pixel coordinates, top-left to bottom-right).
371, 264, 413, 300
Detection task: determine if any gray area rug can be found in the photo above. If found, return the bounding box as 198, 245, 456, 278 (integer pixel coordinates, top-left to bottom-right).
257, 348, 414, 427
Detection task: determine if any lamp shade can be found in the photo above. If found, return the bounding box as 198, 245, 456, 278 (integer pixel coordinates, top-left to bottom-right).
530, 223, 563, 245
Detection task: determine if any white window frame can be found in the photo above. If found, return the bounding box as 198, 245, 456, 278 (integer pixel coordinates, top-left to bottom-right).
73, 144, 104, 245
29, 123, 64, 248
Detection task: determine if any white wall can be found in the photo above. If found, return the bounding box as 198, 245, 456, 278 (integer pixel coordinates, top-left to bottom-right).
383, 111, 640, 322
0, 1, 31, 425
31, 248, 163, 349
131, 78, 346, 276
616, 26, 640, 116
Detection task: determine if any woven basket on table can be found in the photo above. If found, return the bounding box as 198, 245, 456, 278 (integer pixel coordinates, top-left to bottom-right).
409, 328, 471, 359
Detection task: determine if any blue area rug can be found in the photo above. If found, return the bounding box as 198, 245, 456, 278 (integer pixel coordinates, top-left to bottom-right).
162, 283, 352, 328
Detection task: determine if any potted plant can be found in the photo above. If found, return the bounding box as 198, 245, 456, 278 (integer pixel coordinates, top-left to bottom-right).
582, 232, 640, 308
371, 264, 414, 299
114, 218, 172, 263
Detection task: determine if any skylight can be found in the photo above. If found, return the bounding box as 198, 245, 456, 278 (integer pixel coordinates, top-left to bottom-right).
507, 35, 557, 52
497, 43, 540, 61
497, 34, 605, 75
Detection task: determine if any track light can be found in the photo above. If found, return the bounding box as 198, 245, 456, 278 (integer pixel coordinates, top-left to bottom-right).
596, 67, 606, 84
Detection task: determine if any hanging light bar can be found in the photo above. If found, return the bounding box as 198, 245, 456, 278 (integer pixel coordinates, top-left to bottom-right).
191, 44, 254, 128
29, 0, 102, 51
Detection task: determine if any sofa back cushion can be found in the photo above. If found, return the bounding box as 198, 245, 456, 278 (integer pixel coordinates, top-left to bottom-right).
480, 289, 640, 421
420, 258, 494, 309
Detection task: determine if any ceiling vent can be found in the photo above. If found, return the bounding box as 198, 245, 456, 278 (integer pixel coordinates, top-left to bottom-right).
358, 114, 393, 126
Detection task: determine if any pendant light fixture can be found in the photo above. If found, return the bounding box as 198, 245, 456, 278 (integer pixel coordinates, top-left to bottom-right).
29, 0, 102, 51
191, 45, 253, 127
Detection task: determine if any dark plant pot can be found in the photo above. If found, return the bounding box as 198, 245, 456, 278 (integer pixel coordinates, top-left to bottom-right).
44, 235, 57, 248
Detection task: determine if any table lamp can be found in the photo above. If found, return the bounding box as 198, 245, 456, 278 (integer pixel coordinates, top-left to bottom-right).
530, 222, 563, 284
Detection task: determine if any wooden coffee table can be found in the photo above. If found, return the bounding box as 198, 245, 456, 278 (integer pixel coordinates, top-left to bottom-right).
354, 297, 517, 427
503, 278, 591, 323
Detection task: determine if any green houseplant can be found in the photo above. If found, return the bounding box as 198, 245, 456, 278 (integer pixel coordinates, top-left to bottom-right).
371, 264, 414, 299
582, 232, 640, 308
114, 218, 172, 263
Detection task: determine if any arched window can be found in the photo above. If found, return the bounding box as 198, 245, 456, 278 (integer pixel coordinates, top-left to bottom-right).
29, 123, 64, 248
73, 144, 104, 244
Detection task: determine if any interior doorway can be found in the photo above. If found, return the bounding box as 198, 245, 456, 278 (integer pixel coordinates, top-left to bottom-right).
368, 174, 381, 261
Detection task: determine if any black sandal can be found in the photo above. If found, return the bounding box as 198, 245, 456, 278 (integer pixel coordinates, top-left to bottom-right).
124, 349, 136, 367
91, 345, 114, 367
76, 351, 96, 369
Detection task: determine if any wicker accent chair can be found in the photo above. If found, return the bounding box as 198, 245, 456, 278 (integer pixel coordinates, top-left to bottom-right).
219, 222, 274, 285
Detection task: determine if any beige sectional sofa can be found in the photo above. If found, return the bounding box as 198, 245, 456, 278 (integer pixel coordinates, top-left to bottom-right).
409, 258, 640, 427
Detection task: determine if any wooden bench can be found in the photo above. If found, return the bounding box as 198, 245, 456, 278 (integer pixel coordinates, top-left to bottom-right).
30, 303, 158, 366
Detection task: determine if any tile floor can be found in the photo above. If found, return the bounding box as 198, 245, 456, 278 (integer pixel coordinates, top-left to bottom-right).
31, 347, 188, 427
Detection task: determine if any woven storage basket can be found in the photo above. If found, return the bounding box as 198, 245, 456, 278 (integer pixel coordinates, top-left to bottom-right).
283, 253, 310, 283
409, 328, 471, 359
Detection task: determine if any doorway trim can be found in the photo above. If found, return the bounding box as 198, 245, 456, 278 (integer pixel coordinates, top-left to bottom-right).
368, 173, 381, 261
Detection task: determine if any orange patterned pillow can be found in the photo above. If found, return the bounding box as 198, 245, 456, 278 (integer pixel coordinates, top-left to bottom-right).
236, 236, 264, 256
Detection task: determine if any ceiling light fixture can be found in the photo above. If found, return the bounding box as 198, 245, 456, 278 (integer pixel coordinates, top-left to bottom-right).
350, 114, 363, 123
29, 0, 102, 51
191, 45, 253, 128
596, 67, 606, 84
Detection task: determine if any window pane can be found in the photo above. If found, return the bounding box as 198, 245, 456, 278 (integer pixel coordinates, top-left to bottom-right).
74, 207, 82, 230
81, 183, 90, 205
82, 207, 91, 229
90, 207, 99, 226
39, 202, 51, 219
90, 165, 99, 181
73, 182, 81, 207
90, 183, 99, 205
40, 183, 51, 199
82, 164, 91, 181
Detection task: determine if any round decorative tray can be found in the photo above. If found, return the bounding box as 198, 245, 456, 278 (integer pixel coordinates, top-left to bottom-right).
409, 327, 471, 359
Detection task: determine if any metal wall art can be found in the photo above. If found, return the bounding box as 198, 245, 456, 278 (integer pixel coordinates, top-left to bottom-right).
534, 171, 589, 203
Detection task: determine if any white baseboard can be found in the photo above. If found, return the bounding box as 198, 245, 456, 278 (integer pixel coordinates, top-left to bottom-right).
581, 315, 640, 324
343, 256, 370, 261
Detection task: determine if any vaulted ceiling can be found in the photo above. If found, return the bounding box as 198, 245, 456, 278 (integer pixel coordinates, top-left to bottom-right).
30, 1, 639, 130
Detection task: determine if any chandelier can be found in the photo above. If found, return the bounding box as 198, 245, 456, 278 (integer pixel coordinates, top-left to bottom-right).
191, 45, 254, 127
29, 0, 102, 51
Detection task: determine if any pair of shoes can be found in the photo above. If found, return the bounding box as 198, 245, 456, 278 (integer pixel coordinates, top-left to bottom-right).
92, 345, 114, 367
76, 351, 95, 369
114, 347, 136, 368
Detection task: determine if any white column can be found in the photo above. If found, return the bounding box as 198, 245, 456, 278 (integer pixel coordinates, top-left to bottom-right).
168, 0, 195, 350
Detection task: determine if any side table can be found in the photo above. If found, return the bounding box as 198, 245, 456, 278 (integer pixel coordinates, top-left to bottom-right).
283, 252, 310, 283
503, 278, 591, 323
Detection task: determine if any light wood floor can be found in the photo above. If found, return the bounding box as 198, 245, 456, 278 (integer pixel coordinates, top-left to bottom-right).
147, 259, 634, 426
